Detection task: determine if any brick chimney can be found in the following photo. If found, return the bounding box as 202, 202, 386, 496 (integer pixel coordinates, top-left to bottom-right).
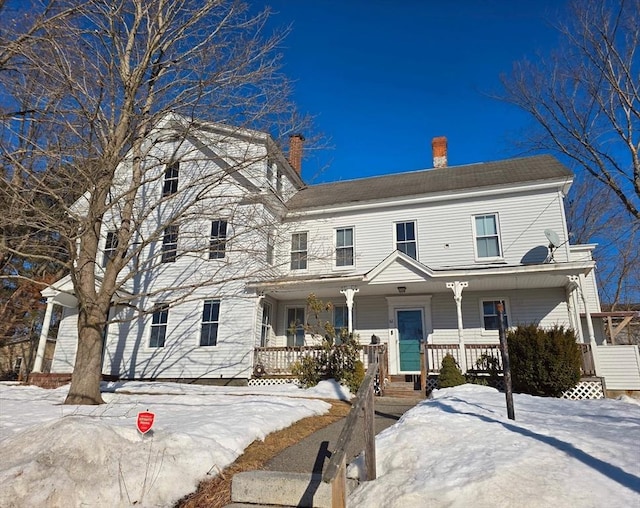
432, 136, 447, 168
288, 134, 305, 175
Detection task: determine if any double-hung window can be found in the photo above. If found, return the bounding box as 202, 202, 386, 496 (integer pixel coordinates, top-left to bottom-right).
335, 227, 354, 267
482, 300, 509, 330
474, 214, 502, 259
286, 307, 305, 346
290, 232, 307, 270
162, 161, 179, 197
149, 304, 169, 347
200, 299, 220, 346
396, 221, 417, 259
161, 225, 179, 263
103, 231, 118, 267
209, 220, 227, 259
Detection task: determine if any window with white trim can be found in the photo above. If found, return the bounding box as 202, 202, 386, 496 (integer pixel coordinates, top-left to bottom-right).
13, 357, 23, 372
290, 232, 307, 270
333, 304, 349, 344
474, 214, 502, 259
260, 301, 272, 347
161, 225, 178, 263
335, 227, 354, 267
200, 300, 220, 346
149, 304, 169, 347
481, 300, 509, 330
209, 220, 227, 259
162, 161, 179, 196
286, 307, 305, 346
396, 221, 417, 259
266, 230, 275, 265
103, 231, 118, 267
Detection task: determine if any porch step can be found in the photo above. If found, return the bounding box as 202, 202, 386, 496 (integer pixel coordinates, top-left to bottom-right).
383, 379, 424, 398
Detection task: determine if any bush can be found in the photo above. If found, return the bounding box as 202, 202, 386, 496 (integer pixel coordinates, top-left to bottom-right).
342, 360, 365, 393
292, 333, 365, 392
292, 355, 323, 388
507, 324, 581, 397
438, 354, 465, 388
466, 353, 501, 387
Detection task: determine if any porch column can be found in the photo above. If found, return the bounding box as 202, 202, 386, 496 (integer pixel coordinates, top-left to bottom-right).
566, 277, 584, 342
33, 298, 55, 373
578, 274, 597, 345
446, 281, 468, 372
340, 286, 359, 333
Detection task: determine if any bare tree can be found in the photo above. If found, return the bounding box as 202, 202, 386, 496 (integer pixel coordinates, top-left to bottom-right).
1, 0, 310, 404
501, 0, 639, 220
566, 177, 639, 306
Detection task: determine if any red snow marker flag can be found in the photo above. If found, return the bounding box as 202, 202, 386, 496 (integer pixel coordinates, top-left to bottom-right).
136, 411, 155, 434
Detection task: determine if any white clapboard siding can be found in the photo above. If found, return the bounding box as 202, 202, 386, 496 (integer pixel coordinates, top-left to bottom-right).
596, 345, 640, 390
102, 289, 257, 379
284, 187, 568, 277
50, 308, 78, 373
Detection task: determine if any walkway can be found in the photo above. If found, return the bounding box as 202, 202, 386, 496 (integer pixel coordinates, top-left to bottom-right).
264, 396, 423, 475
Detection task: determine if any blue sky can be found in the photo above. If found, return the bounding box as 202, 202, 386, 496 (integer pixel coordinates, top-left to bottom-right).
261, 0, 568, 184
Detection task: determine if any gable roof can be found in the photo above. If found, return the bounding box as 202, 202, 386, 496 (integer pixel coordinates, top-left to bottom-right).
286, 154, 572, 211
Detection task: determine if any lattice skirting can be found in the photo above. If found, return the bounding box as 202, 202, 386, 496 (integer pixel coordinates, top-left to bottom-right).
561, 378, 605, 400
248, 377, 300, 387
425, 375, 505, 394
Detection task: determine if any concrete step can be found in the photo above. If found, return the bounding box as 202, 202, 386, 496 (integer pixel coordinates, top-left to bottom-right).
230, 471, 357, 508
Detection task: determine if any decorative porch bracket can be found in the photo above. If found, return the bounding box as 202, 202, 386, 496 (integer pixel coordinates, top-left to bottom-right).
446, 281, 468, 372
339, 286, 359, 333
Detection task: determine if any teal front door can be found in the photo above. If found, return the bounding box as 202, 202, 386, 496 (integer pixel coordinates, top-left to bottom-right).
397, 309, 423, 371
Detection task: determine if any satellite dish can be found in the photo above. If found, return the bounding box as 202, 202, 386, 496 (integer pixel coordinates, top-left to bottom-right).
543, 229, 562, 263
544, 229, 561, 249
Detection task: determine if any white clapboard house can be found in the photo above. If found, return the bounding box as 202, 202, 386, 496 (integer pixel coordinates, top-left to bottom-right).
34, 117, 640, 396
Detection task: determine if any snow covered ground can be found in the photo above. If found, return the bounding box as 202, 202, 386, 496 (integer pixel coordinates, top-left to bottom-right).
349, 385, 640, 508
0, 381, 639, 508
0, 380, 348, 507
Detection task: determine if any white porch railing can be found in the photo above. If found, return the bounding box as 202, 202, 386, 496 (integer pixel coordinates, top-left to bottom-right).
253, 344, 385, 377
424, 343, 596, 376
424, 343, 503, 374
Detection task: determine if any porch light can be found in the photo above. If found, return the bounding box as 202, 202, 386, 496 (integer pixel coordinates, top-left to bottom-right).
397, 286, 406, 294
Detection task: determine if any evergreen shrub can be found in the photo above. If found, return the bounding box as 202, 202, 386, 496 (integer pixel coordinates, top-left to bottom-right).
438, 354, 466, 388
507, 324, 581, 397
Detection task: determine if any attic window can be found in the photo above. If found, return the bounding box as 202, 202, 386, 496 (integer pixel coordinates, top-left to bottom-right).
162, 161, 179, 196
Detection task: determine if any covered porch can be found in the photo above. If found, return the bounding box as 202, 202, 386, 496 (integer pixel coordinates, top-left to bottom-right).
249, 251, 600, 380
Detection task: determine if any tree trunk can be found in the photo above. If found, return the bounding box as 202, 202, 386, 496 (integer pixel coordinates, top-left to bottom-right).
64, 303, 106, 405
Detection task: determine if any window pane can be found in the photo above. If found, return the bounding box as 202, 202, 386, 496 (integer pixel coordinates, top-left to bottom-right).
291, 233, 308, 270
483, 300, 508, 330
150, 304, 168, 347
150, 326, 166, 347
162, 162, 179, 196
396, 223, 406, 242
210, 220, 227, 259
200, 300, 220, 346
287, 307, 305, 346
103, 231, 119, 267
405, 221, 415, 240
162, 225, 178, 263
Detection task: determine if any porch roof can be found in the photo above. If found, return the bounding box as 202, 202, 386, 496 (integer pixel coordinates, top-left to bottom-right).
248, 251, 595, 300
40, 274, 133, 308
